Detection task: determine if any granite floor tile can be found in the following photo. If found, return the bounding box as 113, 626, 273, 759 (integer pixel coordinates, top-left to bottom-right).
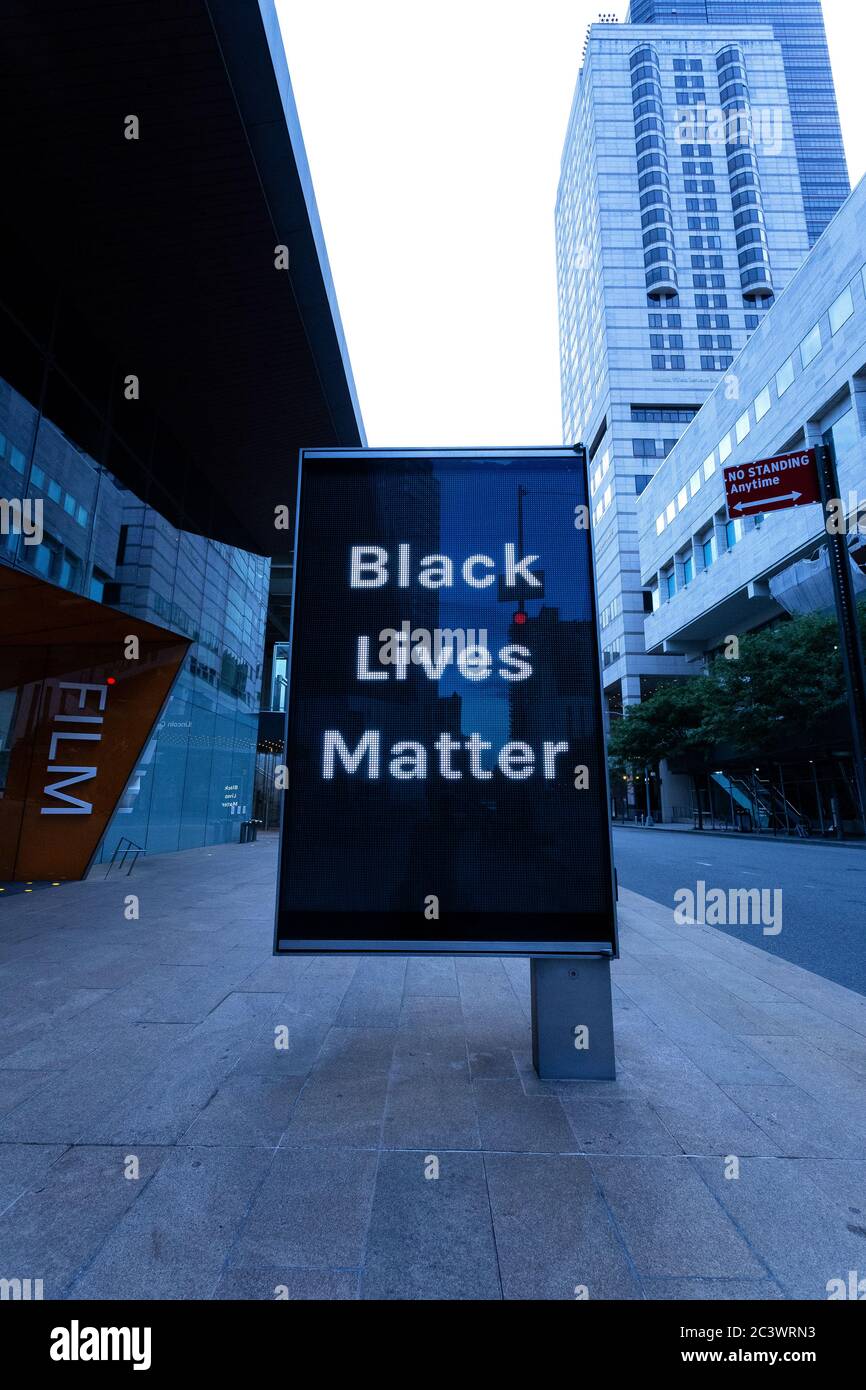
0, 1145, 169, 1297
591, 1156, 767, 1279
721, 1083, 866, 1158
69, 1146, 272, 1300
403, 957, 459, 998
636, 1077, 782, 1156
0, 1142, 67, 1216
180, 1073, 303, 1147
484, 1153, 643, 1300
383, 1073, 479, 1150
560, 1098, 681, 1156
229, 1147, 377, 1270
693, 1155, 866, 1299
312, 1027, 397, 1079
468, 1047, 519, 1081
473, 1079, 576, 1154
212, 1268, 360, 1299
642, 1277, 785, 1300
280, 1074, 388, 1148
362, 1151, 500, 1299
0, 1069, 52, 1116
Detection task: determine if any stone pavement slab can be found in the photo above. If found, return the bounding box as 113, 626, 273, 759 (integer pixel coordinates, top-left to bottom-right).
1, 836, 864, 1300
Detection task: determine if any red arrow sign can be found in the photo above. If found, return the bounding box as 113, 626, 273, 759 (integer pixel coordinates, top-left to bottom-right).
724, 448, 822, 519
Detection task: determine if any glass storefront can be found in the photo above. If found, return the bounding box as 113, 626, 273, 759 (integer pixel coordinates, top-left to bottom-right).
0, 372, 270, 872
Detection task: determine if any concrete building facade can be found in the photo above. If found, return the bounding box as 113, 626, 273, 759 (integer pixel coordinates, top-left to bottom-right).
0, 1, 363, 880
639, 174, 866, 664
556, 22, 810, 714
636, 174, 866, 823
628, 0, 850, 245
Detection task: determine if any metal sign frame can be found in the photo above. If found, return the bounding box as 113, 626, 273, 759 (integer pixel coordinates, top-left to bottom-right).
273, 447, 618, 958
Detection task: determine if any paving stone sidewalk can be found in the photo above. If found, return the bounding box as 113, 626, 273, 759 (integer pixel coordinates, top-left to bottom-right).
0, 833, 864, 1300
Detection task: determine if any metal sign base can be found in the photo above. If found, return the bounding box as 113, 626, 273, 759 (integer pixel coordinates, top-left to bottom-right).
530, 955, 616, 1080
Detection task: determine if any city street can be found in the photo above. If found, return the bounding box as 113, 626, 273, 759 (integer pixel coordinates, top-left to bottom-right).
613, 828, 866, 995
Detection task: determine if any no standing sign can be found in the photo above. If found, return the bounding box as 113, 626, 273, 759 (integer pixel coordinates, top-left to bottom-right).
724, 448, 822, 520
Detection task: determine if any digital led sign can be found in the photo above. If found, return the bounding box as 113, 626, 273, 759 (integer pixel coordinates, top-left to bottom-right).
274, 449, 617, 956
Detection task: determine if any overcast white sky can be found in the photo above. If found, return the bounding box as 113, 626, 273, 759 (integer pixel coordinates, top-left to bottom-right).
276, 1, 866, 449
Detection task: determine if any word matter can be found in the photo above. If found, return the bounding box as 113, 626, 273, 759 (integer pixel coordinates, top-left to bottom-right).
322, 730, 574, 782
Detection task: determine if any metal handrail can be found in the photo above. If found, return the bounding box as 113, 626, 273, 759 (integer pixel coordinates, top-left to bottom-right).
105, 836, 145, 878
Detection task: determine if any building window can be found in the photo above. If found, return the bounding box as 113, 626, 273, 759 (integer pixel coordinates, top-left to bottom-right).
829, 285, 854, 335
33, 542, 54, 577
57, 553, 81, 591
634, 474, 653, 495
656, 513, 665, 536
726, 518, 743, 549
823, 407, 858, 464
719, 434, 732, 463
755, 386, 771, 422
666, 572, 676, 600
677, 486, 688, 512
690, 470, 702, 497
682, 555, 694, 586
703, 454, 716, 480
89, 569, 109, 603
703, 536, 717, 569
800, 323, 822, 368
631, 406, 699, 423
735, 411, 751, 443
776, 355, 795, 396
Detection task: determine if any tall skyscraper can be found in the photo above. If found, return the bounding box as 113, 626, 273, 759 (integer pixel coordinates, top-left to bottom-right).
556, 21, 811, 712
627, 1, 849, 244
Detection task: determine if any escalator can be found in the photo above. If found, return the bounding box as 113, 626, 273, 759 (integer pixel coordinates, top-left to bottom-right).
710, 771, 811, 836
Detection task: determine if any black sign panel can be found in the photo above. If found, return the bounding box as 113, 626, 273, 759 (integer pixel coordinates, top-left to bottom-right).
274, 449, 617, 956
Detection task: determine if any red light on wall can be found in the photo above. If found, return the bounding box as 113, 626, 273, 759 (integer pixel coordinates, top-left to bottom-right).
106, 677, 117, 685
514, 612, 527, 625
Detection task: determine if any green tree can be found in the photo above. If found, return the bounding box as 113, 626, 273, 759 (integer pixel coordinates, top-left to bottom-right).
607, 599, 866, 773
607, 679, 712, 776
701, 610, 846, 754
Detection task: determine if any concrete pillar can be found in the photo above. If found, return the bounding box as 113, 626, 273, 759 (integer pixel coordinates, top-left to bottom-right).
659, 759, 693, 823
804, 419, 824, 451
849, 374, 866, 439
531, 957, 615, 1080
692, 531, 704, 575
621, 675, 642, 707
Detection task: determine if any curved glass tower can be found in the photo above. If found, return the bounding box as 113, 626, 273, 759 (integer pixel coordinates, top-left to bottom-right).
627, 0, 849, 244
